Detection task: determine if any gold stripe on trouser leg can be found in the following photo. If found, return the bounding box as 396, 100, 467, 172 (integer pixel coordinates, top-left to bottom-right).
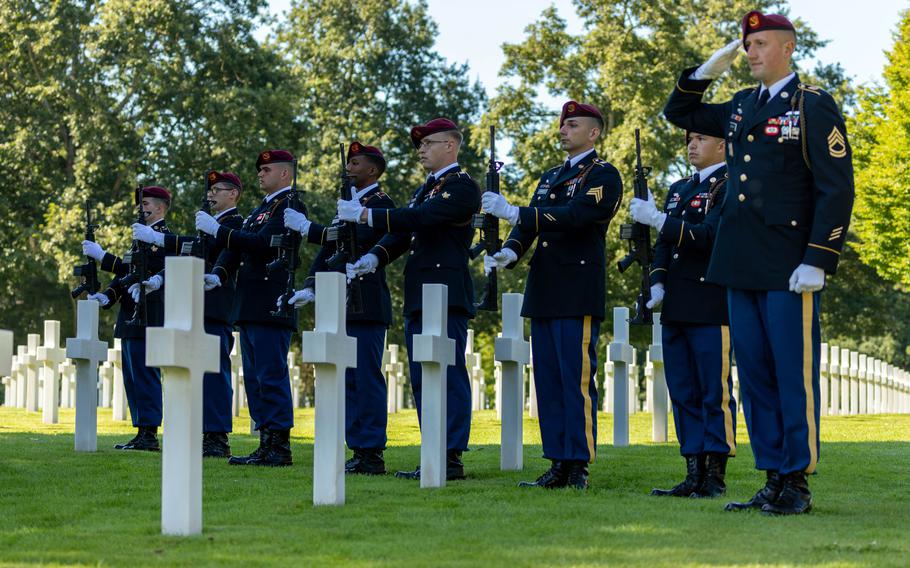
719, 325, 736, 456
579, 316, 595, 463
802, 292, 818, 474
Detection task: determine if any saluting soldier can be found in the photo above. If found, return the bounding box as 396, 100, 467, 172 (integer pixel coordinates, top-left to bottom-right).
336, 119, 480, 481
196, 151, 303, 467
483, 101, 623, 490
630, 130, 736, 498
664, 11, 855, 514
282, 142, 396, 475
130, 171, 245, 457
83, 186, 175, 451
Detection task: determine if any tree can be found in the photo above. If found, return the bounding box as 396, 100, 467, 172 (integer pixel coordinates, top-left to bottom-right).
849, 9, 910, 287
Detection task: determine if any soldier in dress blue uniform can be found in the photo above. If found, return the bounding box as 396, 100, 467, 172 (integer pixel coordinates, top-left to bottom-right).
83, 185, 175, 451
664, 11, 855, 515
196, 150, 304, 467
282, 142, 396, 475
131, 171, 245, 457
483, 101, 623, 490
337, 118, 480, 481
629, 130, 736, 498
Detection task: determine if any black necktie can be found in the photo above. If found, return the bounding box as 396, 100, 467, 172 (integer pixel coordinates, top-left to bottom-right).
757, 89, 770, 108
559, 160, 571, 176
691, 172, 701, 187
425, 174, 435, 188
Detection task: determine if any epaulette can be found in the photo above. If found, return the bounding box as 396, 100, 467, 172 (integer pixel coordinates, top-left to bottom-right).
592, 158, 608, 167
798, 83, 825, 96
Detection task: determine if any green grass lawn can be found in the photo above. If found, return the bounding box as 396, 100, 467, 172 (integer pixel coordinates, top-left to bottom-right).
1, 407, 908, 567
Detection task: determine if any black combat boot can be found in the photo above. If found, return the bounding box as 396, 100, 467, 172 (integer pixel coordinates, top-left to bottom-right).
564, 461, 589, 490
114, 429, 142, 450
394, 465, 421, 480
249, 429, 292, 467
651, 455, 704, 497
228, 428, 269, 465
725, 470, 783, 511
518, 461, 567, 488
446, 450, 466, 480
346, 448, 386, 475
692, 453, 727, 498
119, 426, 160, 451
761, 472, 813, 516
202, 432, 231, 458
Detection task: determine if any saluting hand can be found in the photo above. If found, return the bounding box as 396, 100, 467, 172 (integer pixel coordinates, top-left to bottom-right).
483, 249, 518, 275
482, 192, 519, 226
691, 39, 743, 80
284, 208, 311, 234
132, 223, 164, 246
630, 191, 667, 231
82, 240, 105, 261
337, 198, 364, 223
788, 264, 825, 294
195, 211, 219, 236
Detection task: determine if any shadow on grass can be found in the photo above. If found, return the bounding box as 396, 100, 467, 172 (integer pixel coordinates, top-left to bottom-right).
1, 427, 908, 567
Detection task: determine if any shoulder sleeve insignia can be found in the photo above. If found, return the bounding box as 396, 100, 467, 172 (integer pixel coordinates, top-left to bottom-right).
827, 126, 847, 158
586, 186, 603, 202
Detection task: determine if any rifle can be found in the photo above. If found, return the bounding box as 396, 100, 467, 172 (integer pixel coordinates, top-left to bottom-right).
123, 185, 148, 326
469, 125, 503, 312
268, 160, 302, 317
617, 129, 654, 325
326, 143, 364, 314
70, 200, 100, 298
185, 170, 214, 258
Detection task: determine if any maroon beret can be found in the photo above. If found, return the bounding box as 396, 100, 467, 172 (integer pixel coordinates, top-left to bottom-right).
135, 185, 171, 205
347, 141, 386, 167
256, 149, 295, 171
410, 118, 459, 149
559, 100, 603, 126
208, 170, 242, 190
742, 11, 795, 44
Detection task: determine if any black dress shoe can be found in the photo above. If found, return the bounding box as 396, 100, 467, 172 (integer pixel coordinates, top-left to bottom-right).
651, 455, 703, 497
519, 461, 567, 488
394, 466, 420, 480
564, 461, 589, 490
229, 428, 270, 465
761, 472, 813, 516
118, 426, 160, 452
346, 449, 386, 475
202, 432, 232, 458
725, 470, 783, 511
692, 453, 727, 498
248, 429, 292, 467
446, 450, 466, 480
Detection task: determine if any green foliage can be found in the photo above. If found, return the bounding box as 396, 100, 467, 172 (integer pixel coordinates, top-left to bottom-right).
2, 408, 910, 566
849, 10, 910, 287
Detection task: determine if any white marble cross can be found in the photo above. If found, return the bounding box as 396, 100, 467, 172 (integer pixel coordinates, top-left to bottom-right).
608, 307, 633, 447
146, 257, 219, 536
849, 350, 860, 416
527, 341, 537, 419
230, 331, 242, 417
59, 360, 75, 409
413, 284, 455, 488
25, 334, 40, 412
38, 321, 66, 424
0, 329, 12, 407
301, 272, 357, 506
66, 300, 109, 452
385, 344, 400, 414
494, 293, 530, 471
648, 313, 668, 443
15, 346, 27, 408
110, 339, 128, 421
819, 343, 830, 417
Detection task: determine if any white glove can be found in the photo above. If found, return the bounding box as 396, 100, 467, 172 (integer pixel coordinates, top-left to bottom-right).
195, 211, 220, 236
336, 198, 364, 223
484, 249, 518, 275
87, 292, 109, 307
82, 240, 105, 261
132, 223, 164, 246
351, 253, 379, 277
284, 288, 315, 308
691, 39, 743, 80
482, 192, 519, 226
284, 208, 311, 235
630, 191, 667, 231
646, 283, 665, 309
788, 264, 825, 293
129, 274, 163, 302
203, 274, 222, 292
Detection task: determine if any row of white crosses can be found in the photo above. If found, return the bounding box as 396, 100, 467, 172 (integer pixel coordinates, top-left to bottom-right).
820, 344, 909, 415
